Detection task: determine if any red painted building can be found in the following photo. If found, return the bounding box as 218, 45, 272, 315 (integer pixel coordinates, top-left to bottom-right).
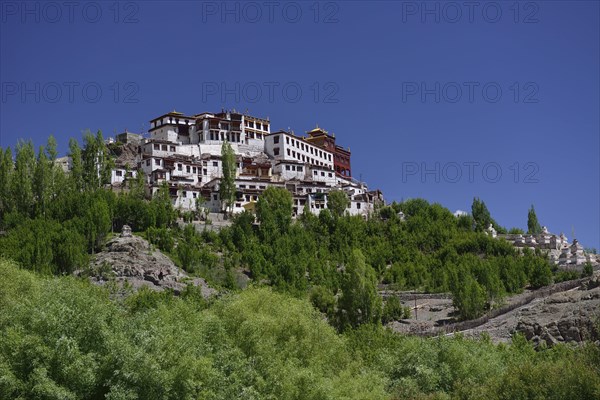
305, 126, 351, 178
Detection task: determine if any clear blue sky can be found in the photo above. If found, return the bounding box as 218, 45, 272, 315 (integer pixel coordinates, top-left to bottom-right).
1, 1, 599, 248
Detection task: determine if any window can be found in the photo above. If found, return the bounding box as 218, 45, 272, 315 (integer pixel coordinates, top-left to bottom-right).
154, 144, 159, 150
287, 149, 290, 156
291, 166, 296, 171
193, 167, 197, 173
286, 165, 290, 171
116, 170, 122, 177
213, 161, 218, 167
235, 203, 241, 208
182, 191, 187, 197
178, 164, 182, 171
357, 203, 361, 209
274, 147, 280, 156
286, 137, 290, 144
297, 166, 303, 172
193, 193, 197, 198
273, 135, 280, 144
186, 166, 191, 173
203, 169, 207, 175
213, 194, 218, 200
146, 159, 151, 166
249, 185, 256, 189
313, 171, 317, 175
328, 173, 332, 177
170, 146, 176, 152
259, 186, 265, 189
239, 185, 246, 188
321, 172, 325, 176
162, 145, 167, 151
155, 159, 161, 166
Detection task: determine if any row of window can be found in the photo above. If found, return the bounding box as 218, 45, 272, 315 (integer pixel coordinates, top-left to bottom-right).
114, 170, 133, 177
273, 135, 332, 162
313, 170, 333, 178
274, 147, 330, 167
237, 184, 266, 190
245, 120, 269, 131
153, 143, 177, 152
284, 164, 303, 172
202, 131, 242, 142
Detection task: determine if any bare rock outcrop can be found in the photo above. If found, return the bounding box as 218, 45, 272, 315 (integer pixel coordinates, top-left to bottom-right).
512, 280, 600, 347
87, 233, 216, 298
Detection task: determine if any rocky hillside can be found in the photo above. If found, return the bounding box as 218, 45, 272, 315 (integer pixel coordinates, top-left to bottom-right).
462, 274, 600, 345
86, 228, 216, 298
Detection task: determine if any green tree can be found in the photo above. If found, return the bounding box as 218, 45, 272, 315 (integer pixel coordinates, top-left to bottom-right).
471, 197, 492, 231
527, 256, 552, 288
0, 147, 14, 216
68, 138, 84, 191
82, 194, 112, 253
327, 190, 350, 218
46, 135, 58, 161
219, 141, 236, 214
33, 146, 51, 217
152, 181, 176, 228
382, 296, 410, 323
336, 249, 382, 331
256, 187, 293, 240
450, 267, 487, 320
527, 204, 542, 234
82, 130, 113, 190
12, 140, 36, 216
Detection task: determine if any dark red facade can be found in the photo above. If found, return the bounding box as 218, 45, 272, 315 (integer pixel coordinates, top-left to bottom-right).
334, 146, 351, 178
305, 127, 351, 178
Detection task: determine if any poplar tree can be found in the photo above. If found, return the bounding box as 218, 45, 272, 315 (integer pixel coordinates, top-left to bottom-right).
12, 140, 35, 216
69, 138, 84, 191
327, 190, 350, 218
527, 204, 542, 234
0, 147, 14, 216
219, 141, 236, 214
336, 249, 382, 331
33, 146, 50, 217
471, 197, 491, 231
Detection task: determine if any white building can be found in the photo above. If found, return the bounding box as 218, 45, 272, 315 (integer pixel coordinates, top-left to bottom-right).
103, 109, 380, 217
264, 130, 334, 170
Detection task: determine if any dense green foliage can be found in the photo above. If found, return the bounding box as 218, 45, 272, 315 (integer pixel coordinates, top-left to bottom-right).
0, 260, 386, 400
220, 194, 556, 321
0, 133, 177, 274
1, 260, 598, 400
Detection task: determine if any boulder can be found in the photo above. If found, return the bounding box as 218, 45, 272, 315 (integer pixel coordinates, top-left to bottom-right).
88, 234, 216, 298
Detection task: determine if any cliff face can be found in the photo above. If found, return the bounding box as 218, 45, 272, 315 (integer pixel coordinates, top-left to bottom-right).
87, 233, 216, 298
